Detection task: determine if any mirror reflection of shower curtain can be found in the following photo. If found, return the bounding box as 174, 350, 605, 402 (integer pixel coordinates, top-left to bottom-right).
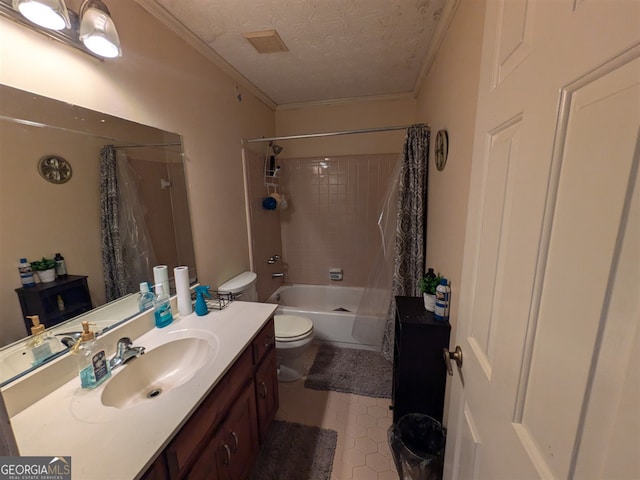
100, 145, 157, 301
352, 159, 401, 347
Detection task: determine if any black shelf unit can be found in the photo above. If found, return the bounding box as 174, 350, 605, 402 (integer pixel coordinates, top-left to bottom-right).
391, 295, 451, 423
15, 275, 93, 333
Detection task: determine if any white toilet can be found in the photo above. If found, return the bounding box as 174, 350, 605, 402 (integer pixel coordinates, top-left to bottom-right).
218, 271, 314, 382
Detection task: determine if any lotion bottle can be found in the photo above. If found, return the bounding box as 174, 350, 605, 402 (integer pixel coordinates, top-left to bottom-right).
434, 278, 451, 322
72, 321, 111, 389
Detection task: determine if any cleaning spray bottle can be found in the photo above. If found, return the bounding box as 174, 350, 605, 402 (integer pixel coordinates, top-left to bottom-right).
194, 285, 212, 316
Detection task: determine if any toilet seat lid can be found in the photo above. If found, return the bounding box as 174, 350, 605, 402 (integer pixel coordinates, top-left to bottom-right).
274, 315, 313, 340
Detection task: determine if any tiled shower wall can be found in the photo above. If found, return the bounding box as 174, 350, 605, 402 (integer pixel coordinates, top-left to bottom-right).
279, 154, 398, 286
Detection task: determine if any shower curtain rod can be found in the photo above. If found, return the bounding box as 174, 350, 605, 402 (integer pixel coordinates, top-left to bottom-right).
113, 142, 182, 149
243, 123, 426, 144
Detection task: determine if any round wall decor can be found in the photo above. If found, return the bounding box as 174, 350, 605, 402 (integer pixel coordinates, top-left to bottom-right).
435, 129, 449, 171
38, 155, 72, 184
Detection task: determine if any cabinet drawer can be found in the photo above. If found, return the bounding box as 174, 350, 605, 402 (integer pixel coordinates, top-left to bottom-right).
252, 318, 275, 365
166, 348, 253, 478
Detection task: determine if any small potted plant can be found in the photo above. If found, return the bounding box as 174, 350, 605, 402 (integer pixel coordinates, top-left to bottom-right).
418, 268, 442, 312
30, 257, 57, 283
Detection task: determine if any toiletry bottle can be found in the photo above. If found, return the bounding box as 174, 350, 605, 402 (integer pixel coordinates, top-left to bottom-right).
194, 285, 212, 316
434, 278, 451, 322
57, 295, 65, 312
72, 321, 111, 389
138, 282, 155, 312
18, 258, 35, 287
26, 315, 53, 366
425, 267, 436, 283
154, 284, 173, 328
54, 253, 67, 277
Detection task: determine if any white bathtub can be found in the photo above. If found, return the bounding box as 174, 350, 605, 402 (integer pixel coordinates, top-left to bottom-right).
267, 284, 380, 351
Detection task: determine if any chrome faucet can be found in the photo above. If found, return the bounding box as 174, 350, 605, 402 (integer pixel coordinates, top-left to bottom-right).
110, 337, 145, 370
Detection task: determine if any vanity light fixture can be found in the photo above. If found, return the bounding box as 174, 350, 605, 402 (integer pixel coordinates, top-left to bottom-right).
12, 0, 70, 30
2, 0, 121, 58
79, 0, 121, 58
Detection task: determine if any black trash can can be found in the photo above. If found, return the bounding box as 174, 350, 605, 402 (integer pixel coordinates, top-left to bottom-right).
388, 413, 446, 480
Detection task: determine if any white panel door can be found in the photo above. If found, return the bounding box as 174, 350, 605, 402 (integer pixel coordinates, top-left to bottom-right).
444, 1, 640, 478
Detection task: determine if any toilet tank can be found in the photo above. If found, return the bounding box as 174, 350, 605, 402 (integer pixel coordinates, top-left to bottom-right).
218, 271, 257, 302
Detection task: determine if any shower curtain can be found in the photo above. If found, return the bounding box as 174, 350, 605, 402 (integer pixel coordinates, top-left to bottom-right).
100, 145, 129, 301
380, 125, 430, 361
100, 146, 157, 301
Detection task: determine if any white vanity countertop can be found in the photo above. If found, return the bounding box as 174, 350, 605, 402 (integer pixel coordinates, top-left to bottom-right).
10, 301, 278, 480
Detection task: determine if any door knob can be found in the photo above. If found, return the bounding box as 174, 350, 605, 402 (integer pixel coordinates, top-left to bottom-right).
443, 346, 463, 376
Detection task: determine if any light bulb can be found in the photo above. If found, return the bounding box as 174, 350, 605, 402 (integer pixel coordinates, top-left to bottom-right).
13, 0, 70, 30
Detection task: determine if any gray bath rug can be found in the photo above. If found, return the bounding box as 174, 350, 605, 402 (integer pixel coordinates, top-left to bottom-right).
304, 344, 392, 398
249, 421, 337, 480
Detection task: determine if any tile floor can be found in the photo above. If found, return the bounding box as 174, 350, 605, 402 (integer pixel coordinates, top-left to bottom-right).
275, 343, 399, 480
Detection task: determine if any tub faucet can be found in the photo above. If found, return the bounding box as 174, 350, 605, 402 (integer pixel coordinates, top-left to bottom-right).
110, 337, 145, 370
272, 273, 284, 279
267, 255, 281, 264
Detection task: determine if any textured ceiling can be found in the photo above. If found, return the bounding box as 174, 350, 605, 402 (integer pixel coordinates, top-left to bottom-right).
139, 0, 449, 107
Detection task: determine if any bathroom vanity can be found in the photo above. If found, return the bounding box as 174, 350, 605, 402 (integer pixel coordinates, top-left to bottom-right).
6, 300, 279, 479
149, 318, 279, 479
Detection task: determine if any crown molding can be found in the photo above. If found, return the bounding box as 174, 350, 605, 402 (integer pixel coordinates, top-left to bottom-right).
135, 0, 277, 111
412, 0, 462, 98
276, 92, 415, 111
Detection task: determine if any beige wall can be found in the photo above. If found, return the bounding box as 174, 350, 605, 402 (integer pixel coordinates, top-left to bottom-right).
0, 0, 275, 341
415, 0, 486, 337
275, 96, 415, 158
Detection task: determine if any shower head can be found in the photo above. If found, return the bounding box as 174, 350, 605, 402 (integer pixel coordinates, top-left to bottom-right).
270, 142, 283, 155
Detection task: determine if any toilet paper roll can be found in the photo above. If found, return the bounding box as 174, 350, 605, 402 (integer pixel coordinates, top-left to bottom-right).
153, 265, 170, 300
174, 266, 192, 317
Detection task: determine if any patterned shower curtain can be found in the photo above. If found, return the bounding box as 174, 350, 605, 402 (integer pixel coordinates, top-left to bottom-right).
381, 125, 430, 361
100, 145, 129, 301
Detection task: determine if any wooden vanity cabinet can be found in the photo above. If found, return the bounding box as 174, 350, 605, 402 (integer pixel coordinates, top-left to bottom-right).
145, 317, 278, 480
252, 320, 279, 444
187, 381, 259, 480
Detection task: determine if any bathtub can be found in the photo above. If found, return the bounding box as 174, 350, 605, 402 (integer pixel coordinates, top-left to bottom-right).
267, 284, 381, 351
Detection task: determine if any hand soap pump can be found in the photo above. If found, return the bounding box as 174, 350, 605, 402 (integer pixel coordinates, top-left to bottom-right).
27, 315, 52, 366
194, 285, 212, 316
72, 321, 111, 389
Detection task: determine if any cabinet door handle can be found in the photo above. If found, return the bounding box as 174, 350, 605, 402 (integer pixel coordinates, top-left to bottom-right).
230, 431, 239, 452
259, 381, 268, 399
222, 444, 231, 466
264, 336, 274, 349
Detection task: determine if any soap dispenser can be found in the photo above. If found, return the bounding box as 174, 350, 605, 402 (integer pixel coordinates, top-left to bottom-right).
26, 315, 53, 366
72, 321, 111, 389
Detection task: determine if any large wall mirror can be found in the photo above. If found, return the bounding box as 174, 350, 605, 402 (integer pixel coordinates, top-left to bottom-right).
0, 84, 197, 386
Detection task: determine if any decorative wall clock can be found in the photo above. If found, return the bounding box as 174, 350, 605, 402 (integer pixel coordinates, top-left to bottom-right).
435, 130, 449, 171
38, 155, 72, 184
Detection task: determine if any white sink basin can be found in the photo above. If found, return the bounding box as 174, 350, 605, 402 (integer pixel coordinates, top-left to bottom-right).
101, 333, 217, 410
